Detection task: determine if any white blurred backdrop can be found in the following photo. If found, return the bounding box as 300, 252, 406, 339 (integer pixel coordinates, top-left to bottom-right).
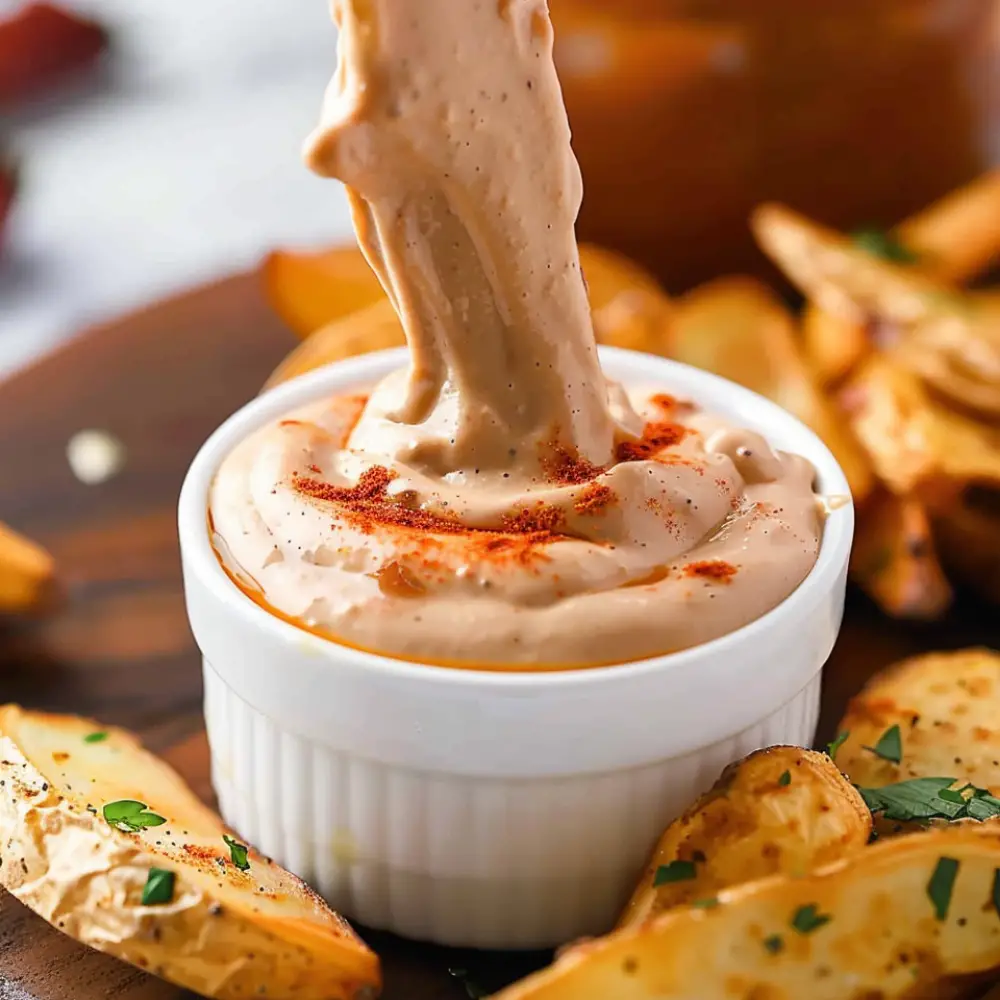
0, 0, 353, 375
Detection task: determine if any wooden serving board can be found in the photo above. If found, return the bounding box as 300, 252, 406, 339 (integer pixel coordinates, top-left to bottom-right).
0, 272, 996, 999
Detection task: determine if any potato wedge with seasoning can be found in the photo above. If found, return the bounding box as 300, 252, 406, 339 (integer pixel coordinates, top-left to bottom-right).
800, 170, 1000, 386
494, 823, 1000, 1000
837, 649, 1000, 798
849, 491, 953, 620
934, 487, 1000, 605
618, 747, 871, 929
0, 520, 55, 613
665, 276, 874, 502
0, 706, 380, 1000
839, 355, 1000, 509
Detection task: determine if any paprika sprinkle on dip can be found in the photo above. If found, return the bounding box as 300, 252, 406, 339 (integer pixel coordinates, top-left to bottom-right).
208, 0, 824, 670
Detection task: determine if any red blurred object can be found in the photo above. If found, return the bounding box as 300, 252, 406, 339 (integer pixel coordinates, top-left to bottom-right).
0, 154, 15, 251
0, 2, 107, 105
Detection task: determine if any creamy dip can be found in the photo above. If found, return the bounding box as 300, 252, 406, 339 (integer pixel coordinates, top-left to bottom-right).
209, 0, 824, 669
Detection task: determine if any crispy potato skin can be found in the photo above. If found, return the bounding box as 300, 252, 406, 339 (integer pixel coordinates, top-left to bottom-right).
497, 824, 1000, 1000
0, 706, 380, 1000
618, 747, 871, 929
838, 648, 1000, 798
0, 520, 55, 613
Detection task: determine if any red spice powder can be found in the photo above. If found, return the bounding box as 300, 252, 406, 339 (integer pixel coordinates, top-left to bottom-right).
502, 502, 566, 534
575, 483, 616, 516
307, 464, 322, 474
540, 437, 604, 485
293, 466, 563, 566
682, 560, 738, 583
616, 421, 687, 463
650, 393, 696, 415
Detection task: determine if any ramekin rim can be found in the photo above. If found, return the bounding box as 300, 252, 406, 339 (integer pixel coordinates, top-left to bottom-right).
178, 346, 854, 691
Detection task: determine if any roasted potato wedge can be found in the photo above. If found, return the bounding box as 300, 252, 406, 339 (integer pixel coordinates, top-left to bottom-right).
263, 246, 387, 340
837, 649, 1000, 797
849, 491, 953, 620
666, 276, 874, 501
618, 747, 871, 929
265, 298, 405, 388
799, 170, 1000, 388
933, 486, 1000, 604
0, 706, 380, 1000
896, 169, 1000, 284
264, 243, 671, 385
495, 823, 1000, 1000
839, 355, 1000, 508
0, 520, 55, 613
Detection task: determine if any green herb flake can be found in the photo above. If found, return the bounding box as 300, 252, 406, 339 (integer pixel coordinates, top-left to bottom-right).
826, 731, 850, 762
102, 800, 167, 833
778, 770, 791, 787
858, 777, 1000, 824
141, 867, 175, 906
223, 834, 250, 872
692, 897, 719, 909
864, 724, 902, 765
927, 857, 960, 920
992, 869, 1000, 920
791, 904, 832, 935
763, 934, 784, 955
851, 227, 919, 264
654, 860, 698, 886
83, 732, 108, 744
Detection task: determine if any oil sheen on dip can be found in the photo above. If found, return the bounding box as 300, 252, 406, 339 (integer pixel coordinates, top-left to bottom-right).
208, 0, 824, 670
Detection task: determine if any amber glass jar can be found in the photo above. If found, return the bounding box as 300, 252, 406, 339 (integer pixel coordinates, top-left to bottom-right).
554, 0, 999, 290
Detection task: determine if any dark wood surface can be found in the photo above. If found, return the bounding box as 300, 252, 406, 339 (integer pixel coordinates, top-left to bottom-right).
0, 272, 996, 999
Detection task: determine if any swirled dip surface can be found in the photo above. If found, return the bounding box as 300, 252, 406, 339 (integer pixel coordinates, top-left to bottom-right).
209, 0, 824, 668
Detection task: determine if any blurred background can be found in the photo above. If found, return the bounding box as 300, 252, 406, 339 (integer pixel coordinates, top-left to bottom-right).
1, 0, 998, 374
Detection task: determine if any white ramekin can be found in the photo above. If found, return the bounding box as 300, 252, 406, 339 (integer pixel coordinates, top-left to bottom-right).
178, 347, 853, 949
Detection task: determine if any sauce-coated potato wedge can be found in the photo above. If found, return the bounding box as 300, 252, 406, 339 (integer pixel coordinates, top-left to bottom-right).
0, 706, 380, 1000
0, 520, 55, 613
495, 824, 1000, 1000
837, 649, 1000, 797
618, 747, 871, 929
849, 491, 953, 620
666, 276, 874, 502
839, 356, 1000, 509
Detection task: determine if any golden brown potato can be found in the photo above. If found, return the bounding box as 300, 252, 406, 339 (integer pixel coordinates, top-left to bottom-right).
618, 747, 871, 929
666, 276, 874, 502
0, 519, 55, 613
495, 823, 1000, 1000
849, 490, 953, 620
800, 304, 868, 388
839, 356, 1000, 509
0, 706, 380, 1000
837, 649, 1000, 798
933, 487, 1000, 604
265, 298, 406, 389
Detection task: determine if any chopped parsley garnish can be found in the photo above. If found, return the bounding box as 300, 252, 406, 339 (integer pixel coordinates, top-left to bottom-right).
763, 934, 784, 954
103, 800, 167, 833
826, 731, 850, 762
858, 778, 1000, 824
852, 227, 919, 264
692, 897, 719, 909
83, 732, 108, 744
654, 860, 698, 886
223, 834, 250, 872
447, 968, 488, 999
791, 904, 831, 935
778, 770, 791, 787
141, 867, 175, 906
864, 724, 902, 765
992, 870, 1000, 920
927, 857, 960, 920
